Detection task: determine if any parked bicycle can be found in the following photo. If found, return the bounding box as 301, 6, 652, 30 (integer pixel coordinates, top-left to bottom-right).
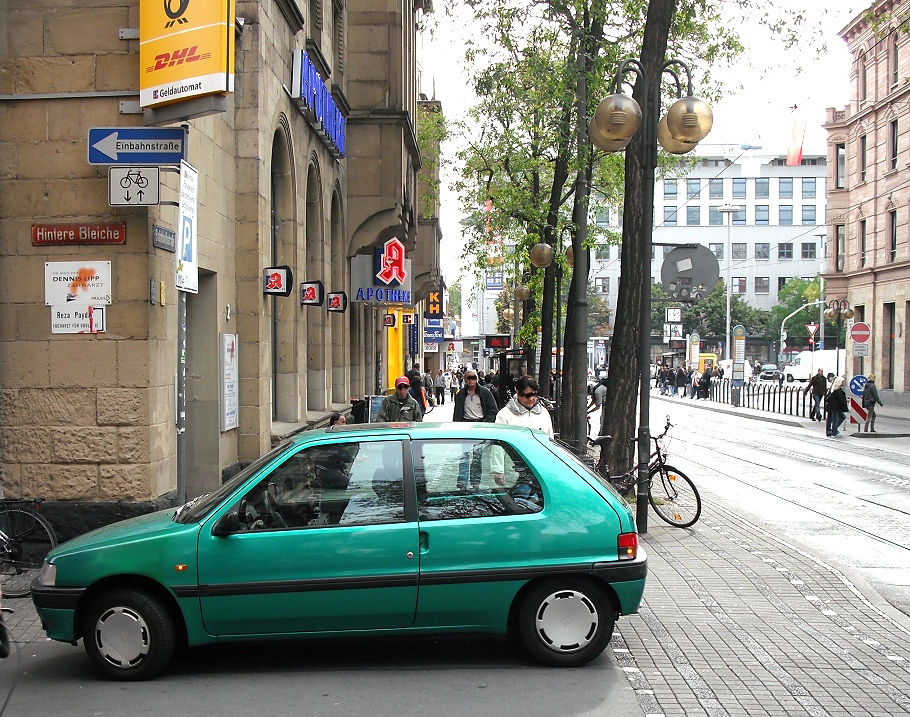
562, 417, 701, 528
0, 499, 58, 598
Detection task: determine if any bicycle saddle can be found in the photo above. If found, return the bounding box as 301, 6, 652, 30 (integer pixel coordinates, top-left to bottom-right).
589, 434, 613, 447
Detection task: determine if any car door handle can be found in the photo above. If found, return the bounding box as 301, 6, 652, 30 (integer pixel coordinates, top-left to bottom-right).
419, 530, 429, 554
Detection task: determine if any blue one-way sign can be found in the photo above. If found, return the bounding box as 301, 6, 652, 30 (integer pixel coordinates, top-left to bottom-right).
88, 127, 186, 165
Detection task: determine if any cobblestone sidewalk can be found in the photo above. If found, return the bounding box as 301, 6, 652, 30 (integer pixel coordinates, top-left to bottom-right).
616, 499, 910, 717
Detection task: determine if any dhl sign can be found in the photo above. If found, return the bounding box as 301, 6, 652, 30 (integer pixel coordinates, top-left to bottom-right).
139, 0, 234, 108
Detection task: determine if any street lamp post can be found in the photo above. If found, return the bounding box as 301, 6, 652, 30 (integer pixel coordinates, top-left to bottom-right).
718, 205, 738, 363
824, 298, 853, 376
816, 230, 827, 351
590, 59, 712, 533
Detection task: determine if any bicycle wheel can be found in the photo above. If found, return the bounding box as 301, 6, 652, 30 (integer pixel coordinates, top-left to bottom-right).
648, 465, 701, 528
0, 508, 58, 598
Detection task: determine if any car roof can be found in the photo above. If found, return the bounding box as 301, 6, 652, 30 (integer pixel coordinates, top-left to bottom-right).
306, 421, 540, 442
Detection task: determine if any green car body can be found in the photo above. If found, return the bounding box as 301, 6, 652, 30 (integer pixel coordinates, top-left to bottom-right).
32, 422, 646, 679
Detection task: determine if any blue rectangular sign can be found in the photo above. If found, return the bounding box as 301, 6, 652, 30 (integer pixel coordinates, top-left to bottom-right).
424, 326, 444, 342
88, 127, 186, 165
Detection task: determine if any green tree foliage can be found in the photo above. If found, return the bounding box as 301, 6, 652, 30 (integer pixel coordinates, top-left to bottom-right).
587, 283, 612, 336
680, 281, 770, 338
766, 276, 844, 347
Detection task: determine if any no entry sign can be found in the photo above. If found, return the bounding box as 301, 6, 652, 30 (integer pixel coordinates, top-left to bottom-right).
850, 322, 871, 343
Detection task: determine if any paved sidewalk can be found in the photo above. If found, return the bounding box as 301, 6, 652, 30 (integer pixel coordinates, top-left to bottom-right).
617, 499, 910, 717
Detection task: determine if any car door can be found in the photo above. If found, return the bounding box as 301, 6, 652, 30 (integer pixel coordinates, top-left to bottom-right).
197, 438, 419, 636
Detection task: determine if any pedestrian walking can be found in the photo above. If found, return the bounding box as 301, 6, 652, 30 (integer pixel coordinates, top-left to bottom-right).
825, 376, 848, 437
862, 373, 884, 433
689, 367, 700, 398
698, 365, 713, 399
434, 369, 446, 405
452, 369, 498, 489
450, 371, 460, 402
665, 366, 677, 396
676, 366, 687, 397
804, 368, 827, 421
491, 376, 553, 486
377, 376, 423, 422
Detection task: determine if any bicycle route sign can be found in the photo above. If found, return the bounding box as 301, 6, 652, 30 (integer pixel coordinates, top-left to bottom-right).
88, 127, 186, 165
108, 167, 160, 206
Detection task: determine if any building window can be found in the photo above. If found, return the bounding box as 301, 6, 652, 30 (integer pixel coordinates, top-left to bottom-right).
779, 177, 793, 198
686, 206, 700, 225
802, 177, 816, 198
779, 243, 793, 260
709, 206, 723, 225
755, 205, 769, 225
755, 242, 770, 259
663, 179, 677, 199
595, 277, 610, 293
732, 277, 746, 294
732, 178, 746, 198
686, 179, 701, 198
859, 53, 868, 101
836, 143, 846, 188
801, 242, 817, 259
755, 277, 770, 294
779, 205, 793, 225
778, 277, 790, 292
595, 244, 610, 261
802, 205, 816, 224
732, 205, 746, 225
860, 134, 867, 181
890, 209, 898, 262
709, 243, 723, 260
835, 225, 845, 272
891, 119, 899, 170
663, 206, 677, 226
859, 219, 867, 267
732, 243, 747, 260
709, 178, 723, 198
755, 178, 769, 198
891, 33, 899, 87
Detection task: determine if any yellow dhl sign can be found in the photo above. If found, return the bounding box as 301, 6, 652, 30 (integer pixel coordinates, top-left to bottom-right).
139, 0, 234, 108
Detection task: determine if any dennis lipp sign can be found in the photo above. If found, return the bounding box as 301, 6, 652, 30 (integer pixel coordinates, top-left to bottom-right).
45, 262, 112, 305
351, 238, 413, 306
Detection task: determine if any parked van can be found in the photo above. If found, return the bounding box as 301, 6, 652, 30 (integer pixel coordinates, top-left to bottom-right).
783, 349, 847, 382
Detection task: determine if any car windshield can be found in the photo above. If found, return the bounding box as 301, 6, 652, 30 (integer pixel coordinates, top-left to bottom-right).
174, 442, 292, 524
762, 364, 777, 371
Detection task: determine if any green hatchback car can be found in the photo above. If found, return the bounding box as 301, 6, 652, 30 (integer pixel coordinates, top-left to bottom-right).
31, 422, 647, 680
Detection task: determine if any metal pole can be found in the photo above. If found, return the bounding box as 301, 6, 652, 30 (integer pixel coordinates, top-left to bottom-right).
554, 265, 563, 433
176, 291, 187, 505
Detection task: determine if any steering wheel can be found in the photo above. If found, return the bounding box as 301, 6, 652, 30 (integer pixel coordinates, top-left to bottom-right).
262, 487, 288, 528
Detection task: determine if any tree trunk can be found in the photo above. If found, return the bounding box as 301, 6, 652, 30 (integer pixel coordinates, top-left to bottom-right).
602, 0, 677, 474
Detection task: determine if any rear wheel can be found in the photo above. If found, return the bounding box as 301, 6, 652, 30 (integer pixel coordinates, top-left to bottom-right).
82, 589, 176, 681
518, 578, 615, 667
0, 508, 57, 598
648, 464, 701, 528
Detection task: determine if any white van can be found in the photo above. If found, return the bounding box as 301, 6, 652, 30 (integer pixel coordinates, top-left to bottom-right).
783, 349, 847, 382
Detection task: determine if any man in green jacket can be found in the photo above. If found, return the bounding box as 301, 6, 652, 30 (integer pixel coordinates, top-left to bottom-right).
377, 376, 423, 422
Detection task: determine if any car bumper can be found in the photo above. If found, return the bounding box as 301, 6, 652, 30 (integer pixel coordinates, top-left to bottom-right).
31, 583, 86, 643
592, 550, 647, 614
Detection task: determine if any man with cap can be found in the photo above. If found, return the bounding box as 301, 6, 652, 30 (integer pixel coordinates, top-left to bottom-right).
377, 376, 424, 422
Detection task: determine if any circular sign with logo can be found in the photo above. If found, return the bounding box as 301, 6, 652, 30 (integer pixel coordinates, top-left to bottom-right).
850, 321, 871, 343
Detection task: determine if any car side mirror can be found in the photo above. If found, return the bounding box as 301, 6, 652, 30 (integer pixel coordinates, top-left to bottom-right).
212, 510, 241, 536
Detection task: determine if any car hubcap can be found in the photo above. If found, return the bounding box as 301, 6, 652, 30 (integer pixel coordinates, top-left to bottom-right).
534, 589, 598, 652
94, 607, 150, 668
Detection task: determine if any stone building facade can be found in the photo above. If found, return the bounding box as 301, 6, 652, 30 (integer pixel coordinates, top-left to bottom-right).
0, 0, 437, 532
824, 0, 910, 403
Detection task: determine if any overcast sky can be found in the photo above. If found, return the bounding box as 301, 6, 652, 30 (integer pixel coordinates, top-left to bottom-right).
417, 2, 859, 289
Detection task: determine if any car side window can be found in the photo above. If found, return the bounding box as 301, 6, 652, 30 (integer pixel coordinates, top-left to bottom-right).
237, 441, 404, 530
412, 439, 543, 521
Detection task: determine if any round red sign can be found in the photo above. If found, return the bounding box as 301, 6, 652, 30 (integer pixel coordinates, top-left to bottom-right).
850, 321, 871, 343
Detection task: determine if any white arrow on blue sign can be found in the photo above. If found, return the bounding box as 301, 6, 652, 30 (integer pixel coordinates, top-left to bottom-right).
88, 127, 186, 165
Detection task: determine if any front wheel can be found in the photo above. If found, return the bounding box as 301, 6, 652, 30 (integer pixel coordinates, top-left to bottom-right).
648, 464, 702, 528
517, 578, 615, 667
0, 508, 57, 598
82, 589, 177, 681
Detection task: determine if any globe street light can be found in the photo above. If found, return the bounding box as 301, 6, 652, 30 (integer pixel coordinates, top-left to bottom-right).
718, 204, 739, 364
824, 298, 853, 376
590, 58, 712, 533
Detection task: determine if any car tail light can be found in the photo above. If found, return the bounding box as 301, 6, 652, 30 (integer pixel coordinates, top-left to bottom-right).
618, 532, 638, 560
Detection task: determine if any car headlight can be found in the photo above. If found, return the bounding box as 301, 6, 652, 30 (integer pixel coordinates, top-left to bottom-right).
37, 561, 56, 587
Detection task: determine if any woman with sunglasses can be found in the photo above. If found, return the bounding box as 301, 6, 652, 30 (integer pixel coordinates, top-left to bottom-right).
493, 375, 554, 438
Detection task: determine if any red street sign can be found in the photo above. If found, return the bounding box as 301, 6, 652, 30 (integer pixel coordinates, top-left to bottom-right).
806, 323, 818, 338
850, 322, 871, 343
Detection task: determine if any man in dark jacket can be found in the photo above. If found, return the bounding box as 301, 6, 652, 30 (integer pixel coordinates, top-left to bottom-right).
452, 370, 497, 490
804, 368, 827, 421
453, 370, 498, 423
377, 377, 423, 422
